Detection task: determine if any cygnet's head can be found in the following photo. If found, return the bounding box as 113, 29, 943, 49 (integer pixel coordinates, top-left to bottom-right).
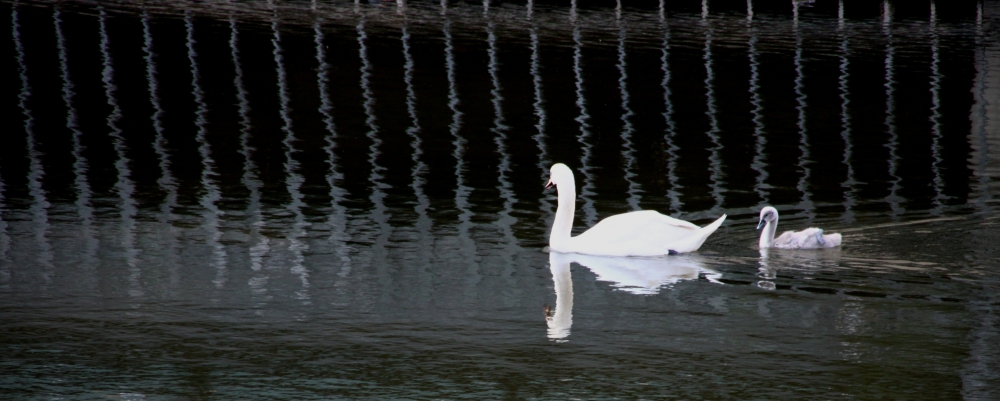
546, 163, 574, 190
757, 206, 778, 229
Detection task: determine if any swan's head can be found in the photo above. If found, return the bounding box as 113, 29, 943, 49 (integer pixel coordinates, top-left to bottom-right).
757, 206, 778, 229
546, 163, 574, 190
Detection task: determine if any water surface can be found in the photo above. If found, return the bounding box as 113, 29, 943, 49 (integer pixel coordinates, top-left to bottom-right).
2, 0, 999, 399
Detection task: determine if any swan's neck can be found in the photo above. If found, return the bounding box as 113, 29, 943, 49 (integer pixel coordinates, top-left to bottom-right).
759, 218, 777, 248
550, 184, 576, 249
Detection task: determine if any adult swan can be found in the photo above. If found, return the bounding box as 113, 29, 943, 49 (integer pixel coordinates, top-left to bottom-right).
546, 163, 726, 256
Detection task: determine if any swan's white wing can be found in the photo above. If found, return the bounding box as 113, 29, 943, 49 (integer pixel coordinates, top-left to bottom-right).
565, 211, 725, 256
573, 211, 699, 251
773, 228, 831, 249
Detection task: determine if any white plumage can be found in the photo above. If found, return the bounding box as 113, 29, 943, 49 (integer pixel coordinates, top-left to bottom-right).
757, 206, 842, 249
546, 163, 726, 256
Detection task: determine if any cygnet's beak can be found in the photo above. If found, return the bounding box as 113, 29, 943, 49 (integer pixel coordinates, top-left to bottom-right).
756, 219, 766, 230
544, 179, 554, 190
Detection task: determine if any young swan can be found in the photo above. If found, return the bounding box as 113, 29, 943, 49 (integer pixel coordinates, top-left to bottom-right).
757, 206, 841, 249
546, 163, 726, 256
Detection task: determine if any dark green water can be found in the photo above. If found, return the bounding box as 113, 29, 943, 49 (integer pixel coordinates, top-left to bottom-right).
1, 0, 999, 399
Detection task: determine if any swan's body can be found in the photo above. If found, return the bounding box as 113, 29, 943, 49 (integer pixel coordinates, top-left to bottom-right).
546, 163, 726, 256
757, 206, 842, 249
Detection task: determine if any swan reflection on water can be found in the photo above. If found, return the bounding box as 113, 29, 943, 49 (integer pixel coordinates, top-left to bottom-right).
546, 251, 721, 341
756, 247, 843, 290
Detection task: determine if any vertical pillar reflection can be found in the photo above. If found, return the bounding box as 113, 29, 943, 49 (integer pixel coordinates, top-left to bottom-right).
316, 14, 351, 278
616, 6, 641, 211
838, 0, 859, 223
14, 4, 54, 283
793, 1, 814, 218
486, 5, 519, 304
398, 12, 431, 304
529, 0, 551, 217
748, 8, 769, 207
442, 4, 479, 299
969, 0, 996, 211
571, 0, 597, 226
232, 12, 271, 307
882, 1, 904, 217
660, 2, 683, 213
186, 10, 227, 290
702, 9, 724, 212
145, 8, 181, 289
57, 8, 99, 265
928, 2, 947, 213
101, 6, 140, 297
357, 15, 393, 298
273, 12, 310, 305
0, 168, 8, 286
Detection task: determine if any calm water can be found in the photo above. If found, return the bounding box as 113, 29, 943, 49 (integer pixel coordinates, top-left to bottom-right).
2, 0, 1000, 398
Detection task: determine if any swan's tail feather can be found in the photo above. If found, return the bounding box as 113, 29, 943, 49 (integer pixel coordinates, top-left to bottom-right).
823, 233, 842, 248
666, 214, 726, 254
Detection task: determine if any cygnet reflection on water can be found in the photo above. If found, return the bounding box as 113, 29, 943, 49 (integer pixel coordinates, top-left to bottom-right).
545, 251, 721, 341
756, 247, 844, 290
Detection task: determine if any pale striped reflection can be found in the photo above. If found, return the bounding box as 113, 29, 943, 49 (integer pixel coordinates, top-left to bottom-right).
232, 14, 271, 305
793, 3, 814, 218
274, 13, 311, 304
102, 6, 140, 297
838, 0, 858, 223
659, 9, 682, 213
315, 15, 351, 281
14, 4, 53, 282
486, 12, 519, 305
529, 0, 550, 197
441, 7, 479, 299
145, 10, 178, 226
882, 1, 904, 217
57, 8, 99, 265
929, 2, 947, 212
0, 168, 9, 283
969, 0, 994, 211
145, 8, 180, 288
701, 16, 724, 212
399, 17, 431, 303
571, 0, 597, 227
748, 16, 769, 207
186, 10, 227, 290
358, 17, 394, 297
616, 12, 641, 211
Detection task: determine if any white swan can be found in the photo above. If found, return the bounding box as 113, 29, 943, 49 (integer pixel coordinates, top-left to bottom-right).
546, 163, 726, 256
757, 206, 842, 249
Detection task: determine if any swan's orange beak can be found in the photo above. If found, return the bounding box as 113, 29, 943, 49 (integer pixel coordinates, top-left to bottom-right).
545, 179, 554, 190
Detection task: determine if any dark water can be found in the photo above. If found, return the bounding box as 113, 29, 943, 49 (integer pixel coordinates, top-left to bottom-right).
2, 0, 999, 398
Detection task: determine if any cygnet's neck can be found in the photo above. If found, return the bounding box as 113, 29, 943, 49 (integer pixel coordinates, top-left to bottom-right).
759, 218, 778, 249
550, 181, 576, 249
